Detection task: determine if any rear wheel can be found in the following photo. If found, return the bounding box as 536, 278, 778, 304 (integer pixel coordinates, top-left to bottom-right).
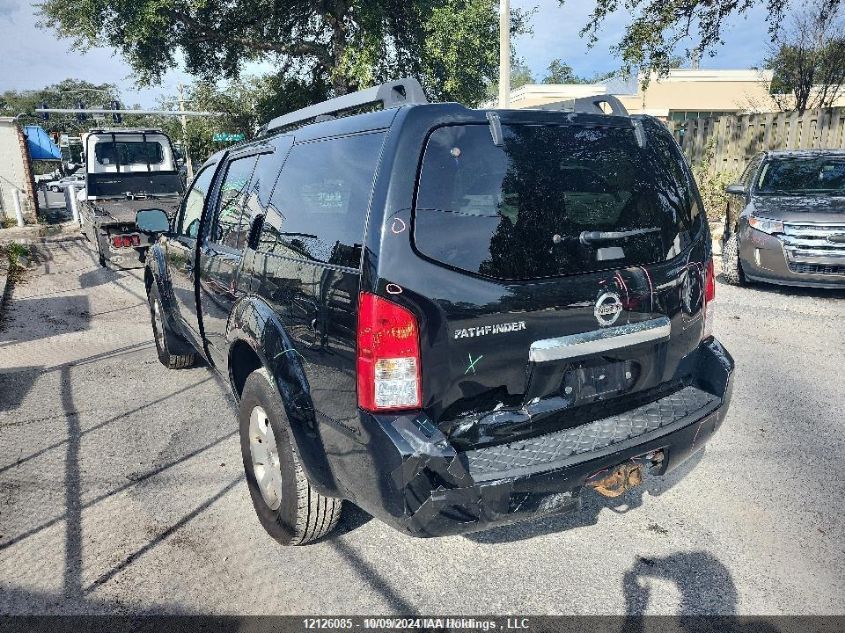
239, 368, 342, 545
721, 233, 747, 286
148, 284, 195, 369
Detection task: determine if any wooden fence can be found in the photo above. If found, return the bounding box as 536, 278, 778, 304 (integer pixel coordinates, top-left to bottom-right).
665, 107, 845, 175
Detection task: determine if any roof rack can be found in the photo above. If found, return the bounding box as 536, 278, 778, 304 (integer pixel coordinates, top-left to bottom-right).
534, 94, 629, 117
264, 78, 428, 134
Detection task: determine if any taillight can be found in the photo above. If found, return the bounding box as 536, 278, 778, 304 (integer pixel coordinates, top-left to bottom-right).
705, 258, 716, 304
703, 258, 715, 339
112, 234, 141, 248
357, 292, 421, 412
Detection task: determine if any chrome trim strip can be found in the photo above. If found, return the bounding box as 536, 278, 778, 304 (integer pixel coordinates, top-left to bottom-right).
529, 316, 671, 363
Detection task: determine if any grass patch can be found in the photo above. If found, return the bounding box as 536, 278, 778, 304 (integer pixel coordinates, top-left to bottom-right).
1, 242, 31, 280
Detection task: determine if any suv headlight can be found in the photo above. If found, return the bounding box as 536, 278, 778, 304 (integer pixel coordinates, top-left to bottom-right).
748, 216, 784, 235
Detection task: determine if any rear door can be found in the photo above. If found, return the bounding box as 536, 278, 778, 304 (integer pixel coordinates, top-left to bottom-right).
197, 152, 259, 367
411, 117, 708, 441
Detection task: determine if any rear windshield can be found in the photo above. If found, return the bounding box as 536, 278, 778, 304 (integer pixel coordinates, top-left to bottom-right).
413, 120, 703, 280
95, 141, 164, 167
756, 157, 845, 195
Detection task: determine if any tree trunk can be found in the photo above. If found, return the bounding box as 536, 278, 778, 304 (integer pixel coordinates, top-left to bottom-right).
327, 2, 352, 96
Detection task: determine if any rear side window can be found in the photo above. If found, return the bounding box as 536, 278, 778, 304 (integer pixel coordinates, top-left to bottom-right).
414, 120, 702, 280
260, 132, 385, 268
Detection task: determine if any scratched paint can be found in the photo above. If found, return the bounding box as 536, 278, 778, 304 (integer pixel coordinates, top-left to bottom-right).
465, 353, 483, 375
391, 217, 407, 234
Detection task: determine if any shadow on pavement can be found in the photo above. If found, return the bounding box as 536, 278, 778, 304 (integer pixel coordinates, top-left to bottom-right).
621, 551, 781, 630
464, 449, 705, 545
0, 294, 91, 345
0, 366, 44, 413
717, 274, 845, 300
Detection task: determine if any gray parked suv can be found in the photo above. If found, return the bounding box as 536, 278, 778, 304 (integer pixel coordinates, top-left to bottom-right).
722, 150, 845, 289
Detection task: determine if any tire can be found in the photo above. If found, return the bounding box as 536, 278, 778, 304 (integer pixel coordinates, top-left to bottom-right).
239, 368, 342, 545
721, 233, 747, 286
147, 283, 195, 369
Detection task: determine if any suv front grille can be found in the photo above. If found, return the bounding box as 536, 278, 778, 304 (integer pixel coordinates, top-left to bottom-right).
464, 386, 720, 480
779, 223, 845, 267
787, 262, 845, 276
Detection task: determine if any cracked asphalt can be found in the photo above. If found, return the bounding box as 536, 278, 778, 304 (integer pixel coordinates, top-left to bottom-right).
1, 239, 843, 615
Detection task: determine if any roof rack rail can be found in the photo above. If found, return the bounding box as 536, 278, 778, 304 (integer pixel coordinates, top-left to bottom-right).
534, 94, 628, 117
264, 78, 428, 134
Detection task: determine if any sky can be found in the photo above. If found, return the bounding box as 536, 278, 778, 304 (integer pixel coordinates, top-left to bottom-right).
0, 0, 773, 107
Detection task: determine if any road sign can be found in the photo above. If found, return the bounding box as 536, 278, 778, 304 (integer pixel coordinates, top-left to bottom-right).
213, 132, 245, 142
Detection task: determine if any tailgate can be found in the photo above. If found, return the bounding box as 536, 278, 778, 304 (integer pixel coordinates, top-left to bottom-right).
410, 116, 708, 446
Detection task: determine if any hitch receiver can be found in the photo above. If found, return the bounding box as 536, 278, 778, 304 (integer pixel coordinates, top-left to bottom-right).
586, 461, 645, 498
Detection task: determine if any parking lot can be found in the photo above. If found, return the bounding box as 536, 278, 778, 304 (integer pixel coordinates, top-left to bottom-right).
0, 238, 843, 615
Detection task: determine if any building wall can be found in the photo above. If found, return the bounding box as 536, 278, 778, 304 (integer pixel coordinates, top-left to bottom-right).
498, 69, 845, 119
0, 118, 36, 223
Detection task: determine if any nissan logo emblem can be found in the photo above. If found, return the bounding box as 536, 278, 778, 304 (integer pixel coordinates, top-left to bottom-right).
594, 291, 623, 327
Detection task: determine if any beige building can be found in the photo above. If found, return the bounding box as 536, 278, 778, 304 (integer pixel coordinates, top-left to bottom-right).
0, 117, 37, 224
498, 68, 845, 121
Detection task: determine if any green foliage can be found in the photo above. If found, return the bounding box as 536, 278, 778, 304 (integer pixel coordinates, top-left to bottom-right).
764, 1, 845, 113
543, 60, 589, 84
39, 0, 529, 107
3, 242, 31, 270
0, 79, 120, 134
569, 0, 832, 82
148, 73, 331, 166
691, 139, 737, 222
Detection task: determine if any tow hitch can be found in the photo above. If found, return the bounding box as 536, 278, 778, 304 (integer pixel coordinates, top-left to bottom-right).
586, 450, 664, 498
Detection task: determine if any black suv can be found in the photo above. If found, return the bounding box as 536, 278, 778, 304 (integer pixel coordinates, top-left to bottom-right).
140, 79, 734, 545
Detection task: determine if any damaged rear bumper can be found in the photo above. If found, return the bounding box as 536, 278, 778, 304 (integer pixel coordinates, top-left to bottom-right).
349, 337, 734, 538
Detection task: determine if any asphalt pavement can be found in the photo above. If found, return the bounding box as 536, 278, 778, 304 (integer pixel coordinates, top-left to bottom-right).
1, 239, 843, 615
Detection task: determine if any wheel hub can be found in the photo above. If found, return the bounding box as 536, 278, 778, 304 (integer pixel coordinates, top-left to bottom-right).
248, 405, 283, 511
152, 299, 165, 351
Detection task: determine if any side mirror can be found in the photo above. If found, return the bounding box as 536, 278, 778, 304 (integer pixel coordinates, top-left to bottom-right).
725, 183, 746, 195
176, 157, 185, 166
136, 209, 170, 235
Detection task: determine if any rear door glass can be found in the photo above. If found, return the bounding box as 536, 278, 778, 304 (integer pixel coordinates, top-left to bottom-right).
414, 121, 702, 280
262, 132, 385, 268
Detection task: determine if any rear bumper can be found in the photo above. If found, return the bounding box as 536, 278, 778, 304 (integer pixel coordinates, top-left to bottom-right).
349, 337, 734, 537
739, 227, 845, 289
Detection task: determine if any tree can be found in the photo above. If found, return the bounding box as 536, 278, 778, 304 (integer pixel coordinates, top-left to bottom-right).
568, 0, 842, 81
39, 0, 528, 106
150, 73, 331, 165
0, 79, 120, 135
765, 0, 845, 113
542, 59, 588, 84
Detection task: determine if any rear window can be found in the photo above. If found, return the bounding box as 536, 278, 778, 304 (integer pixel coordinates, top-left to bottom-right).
95, 141, 164, 167
413, 120, 702, 280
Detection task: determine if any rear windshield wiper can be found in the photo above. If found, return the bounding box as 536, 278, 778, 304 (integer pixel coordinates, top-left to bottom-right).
579, 227, 660, 244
